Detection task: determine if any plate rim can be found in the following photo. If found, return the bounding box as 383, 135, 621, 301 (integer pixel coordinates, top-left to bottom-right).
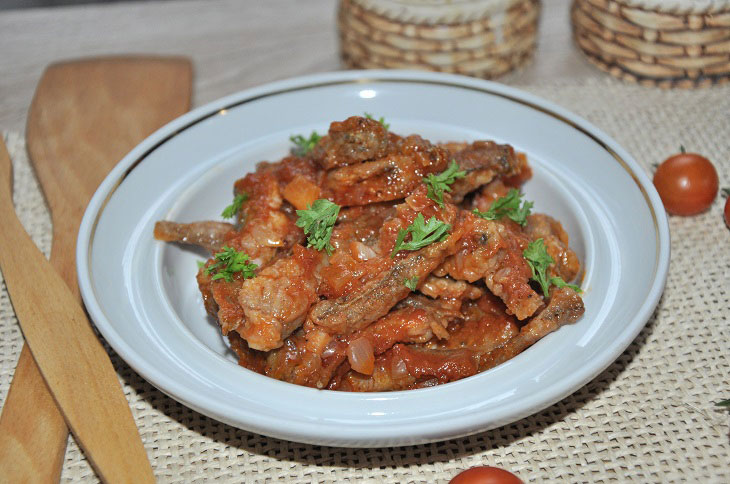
77, 69, 671, 446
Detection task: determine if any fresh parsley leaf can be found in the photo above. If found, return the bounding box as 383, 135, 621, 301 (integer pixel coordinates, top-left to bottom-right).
391, 213, 451, 258
404, 276, 419, 291
205, 246, 257, 282
523, 238, 581, 295
296, 199, 340, 254
473, 189, 533, 226
550, 276, 582, 293
290, 131, 321, 156
423, 161, 467, 208
716, 398, 730, 407
523, 239, 553, 295
364, 112, 389, 130
221, 192, 248, 219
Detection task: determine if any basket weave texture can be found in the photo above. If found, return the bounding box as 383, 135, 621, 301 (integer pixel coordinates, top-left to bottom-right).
338, 0, 541, 79
572, 0, 730, 88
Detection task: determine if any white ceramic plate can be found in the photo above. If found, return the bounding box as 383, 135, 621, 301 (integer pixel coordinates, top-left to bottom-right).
77, 70, 670, 447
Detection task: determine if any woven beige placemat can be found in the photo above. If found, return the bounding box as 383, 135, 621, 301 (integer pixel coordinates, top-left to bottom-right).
1, 77, 729, 483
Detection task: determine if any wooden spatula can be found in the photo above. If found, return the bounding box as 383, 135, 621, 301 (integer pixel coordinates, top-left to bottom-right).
0, 57, 192, 482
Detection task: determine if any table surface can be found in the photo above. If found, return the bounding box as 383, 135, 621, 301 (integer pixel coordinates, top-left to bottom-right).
1, 1, 729, 483
0, 0, 600, 132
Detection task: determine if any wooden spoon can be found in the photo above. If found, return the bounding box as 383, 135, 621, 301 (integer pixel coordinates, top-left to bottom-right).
0, 137, 156, 482
0, 57, 192, 482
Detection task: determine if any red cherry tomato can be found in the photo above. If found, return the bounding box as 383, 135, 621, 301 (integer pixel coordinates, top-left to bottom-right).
653, 152, 718, 215
724, 193, 730, 228
450, 466, 523, 484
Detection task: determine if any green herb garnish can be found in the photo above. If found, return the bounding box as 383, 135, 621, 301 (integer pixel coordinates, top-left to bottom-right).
290, 131, 321, 156
523, 238, 581, 295
423, 161, 467, 208
364, 112, 389, 130
551, 277, 582, 292
296, 199, 341, 254
473, 189, 533, 226
404, 276, 419, 291
221, 192, 248, 219
391, 213, 451, 258
716, 399, 730, 407
205, 246, 258, 282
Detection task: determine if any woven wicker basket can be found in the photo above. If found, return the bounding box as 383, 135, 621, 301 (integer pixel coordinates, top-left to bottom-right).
338, 0, 541, 79
572, 0, 730, 88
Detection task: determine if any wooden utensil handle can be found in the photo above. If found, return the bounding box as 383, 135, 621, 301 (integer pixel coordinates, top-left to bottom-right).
0, 56, 192, 482
0, 346, 67, 483
0, 139, 155, 483
0, 141, 69, 482
0, 135, 66, 482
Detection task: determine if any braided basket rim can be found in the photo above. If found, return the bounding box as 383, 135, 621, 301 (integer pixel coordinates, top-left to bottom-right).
350, 0, 532, 24
612, 0, 730, 15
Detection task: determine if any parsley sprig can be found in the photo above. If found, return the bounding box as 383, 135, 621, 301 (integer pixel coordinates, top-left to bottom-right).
221, 192, 248, 219
290, 131, 322, 156
205, 246, 258, 282
364, 112, 389, 130
296, 199, 340, 254
423, 161, 467, 208
404, 276, 419, 291
391, 213, 451, 258
473, 189, 533, 226
523, 239, 581, 296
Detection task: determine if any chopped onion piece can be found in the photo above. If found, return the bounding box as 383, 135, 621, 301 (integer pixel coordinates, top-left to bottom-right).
320, 341, 338, 359
351, 241, 377, 261
347, 337, 375, 375
391, 356, 409, 378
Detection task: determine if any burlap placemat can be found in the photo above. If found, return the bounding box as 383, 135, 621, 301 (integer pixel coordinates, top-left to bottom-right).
1, 76, 729, 483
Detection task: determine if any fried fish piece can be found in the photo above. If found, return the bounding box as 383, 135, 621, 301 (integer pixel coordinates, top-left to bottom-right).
312, 115, 391, 169
153, 221, 235, 253
324, 133, 450, 206
441, 141, 521, 203
436, 214, 543, 320
333, 286, 584, 391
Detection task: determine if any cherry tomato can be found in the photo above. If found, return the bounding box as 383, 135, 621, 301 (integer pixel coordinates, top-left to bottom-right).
653, 152, 718, 215
724, 192, 730, 228
450, 466, 523, 484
